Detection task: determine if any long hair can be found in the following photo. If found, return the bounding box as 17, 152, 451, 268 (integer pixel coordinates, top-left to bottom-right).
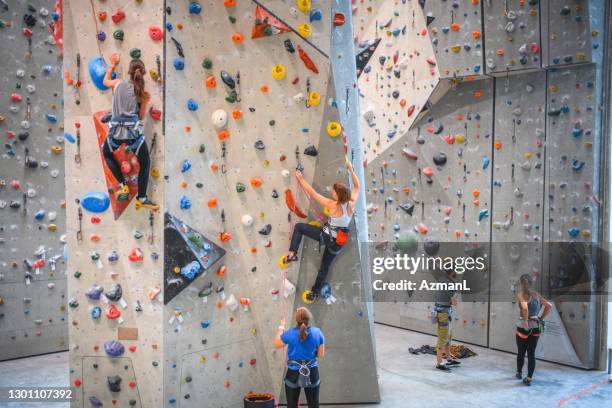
519, 273, 532, 297
333, 182, 350, 204
295, 307, 312, 342
128, 59, 146, 102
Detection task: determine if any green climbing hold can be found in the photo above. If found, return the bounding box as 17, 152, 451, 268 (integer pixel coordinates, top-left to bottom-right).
74, 271, 82, 278
225, 90, 237, 103
396, 231, 418, 253
130, 48, 142, 59
236, 182, 246, 193
129, 400, 137, 406
202, 58, 213, 70
113, 30, 124, 41
199, 144, 206, 153
188, 233, 205, 249
251, 266, 257, 272
560, 5, 571, 16
196, 182, 204, 188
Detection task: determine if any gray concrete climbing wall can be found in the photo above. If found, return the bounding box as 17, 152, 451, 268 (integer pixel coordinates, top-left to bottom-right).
63, 0, 165, 406
0, 0, 67, 361
367, 0, 602, 369
163, 0, 378, 406
353, 0, 440, 164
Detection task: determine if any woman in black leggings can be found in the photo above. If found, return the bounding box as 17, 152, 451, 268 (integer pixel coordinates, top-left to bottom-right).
274, 307, 325, 408
515, 274, 551, 386
102, 53, 158, 210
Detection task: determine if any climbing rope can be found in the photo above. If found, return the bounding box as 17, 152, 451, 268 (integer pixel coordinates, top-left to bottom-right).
88, 0, 104, 58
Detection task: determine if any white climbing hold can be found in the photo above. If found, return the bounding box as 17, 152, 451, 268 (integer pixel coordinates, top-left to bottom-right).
16, 70, 25, 78
39, 7, 49, 17
40, 161, 49, 168
27, 189, 37, 198
281, 169, 291, 178
241, 214, 253, 227
293, 93, 305, 102
211, 109, 228, 129
50, 169, 60, 178
26, 84, 36, 94
226, 294, 238, 312
48, 211, 57, 221
10, 106, 19, 113
525, 84, 534, 93
21, 120, 31, 129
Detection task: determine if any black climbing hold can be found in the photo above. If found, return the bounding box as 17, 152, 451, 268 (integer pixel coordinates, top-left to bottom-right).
399, 203, 414, 216
185, 376, 192, 383
284, 39, 296, 53
426, 15, 435, 26
23, 14, 37, 27
378, 55, 386, 66
220, 71, 236, 89
105, 284, 122, 302
271, 190, 279, 198
392, 90, 400, 99
171, 37, 185, 58
254, 140, 265, 150
258, 224, 272, 235
249, 107, 256, 112
433, 124, 443, 134
433, 152, 447, 166
424, 240, 440, 256
304, 145, 318, 156
107, 375, 122, 392
269, 120, 276, 126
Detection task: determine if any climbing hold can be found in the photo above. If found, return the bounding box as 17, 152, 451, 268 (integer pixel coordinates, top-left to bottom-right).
297, 45, 318, 73
88, 57, 115, 91
302, 290, 315, 304
422, 167, 433, 178
433, 153, 447, 166
113, 30, 124, 41
111, 9, 126, 24
424, 240, 440, 256
396, 231, 418, 253
241, 214, 254, 227
187, 99, 199, 111
205, 75, 217, 88
310, 8, 322, 22
231, 32, 244, 44
220, 71, 236, 89
402, 148, 418, 161
189, 2, 202, 15
297, 0, 311, 13
303, 145, 318, 156
272, 64, 286, 80
285, 189, 307, 218
326, 122, 342, 137
250, 177, 263, 188
149, 26, 163, 41
298, 23, 313, 38
104, 340, 125, 357
129, 48, 142, 59
173, 57, 185, 70
211, 109, 228, 129
308, 91, 321, 107
81, 192, 110, 213
333, 13, 345, 27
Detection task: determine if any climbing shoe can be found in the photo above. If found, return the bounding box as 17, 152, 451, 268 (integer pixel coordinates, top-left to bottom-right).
436, 364, 451, 372
523, 377, 532, 386
135, 197, 159, 211
515, 371, 522, 380
284, 254, 299, 264
446, 359, 461, 366
305, 290, 319, 303
115, 184, 130, 201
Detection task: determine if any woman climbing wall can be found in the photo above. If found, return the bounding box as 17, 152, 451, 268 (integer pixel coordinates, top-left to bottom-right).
284, 156, 359, 302
515, 274, 552, 386
274, 307, 325, 408
102, 53, 158, 211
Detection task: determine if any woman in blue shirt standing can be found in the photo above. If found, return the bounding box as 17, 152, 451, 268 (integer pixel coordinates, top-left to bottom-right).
274, 307, 325, 408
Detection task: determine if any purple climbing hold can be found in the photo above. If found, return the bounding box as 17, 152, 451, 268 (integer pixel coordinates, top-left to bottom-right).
104, 340, 125, 357
89, 396, 103, 407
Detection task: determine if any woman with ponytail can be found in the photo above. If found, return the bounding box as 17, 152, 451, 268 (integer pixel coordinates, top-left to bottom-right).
274, 307, 325, 408
102, 53, 158, 210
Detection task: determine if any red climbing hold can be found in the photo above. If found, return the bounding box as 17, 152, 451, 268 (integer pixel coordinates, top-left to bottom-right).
251, 5, 291, 39
285, 189, 307, 218
149, 107, 162, 121
106, 304, 121, 320
333, 12, 346, 26
407, 105, 415, 117
426, 58, 436, 66
128, 248, 144, 262
10, 93, 22, 103
149, 26, 163, 41
22, 28, 33, 37
111, 9, 126, 24
74, 379, 82, 387
297, 45, 319, 74
422, 167, 433, 177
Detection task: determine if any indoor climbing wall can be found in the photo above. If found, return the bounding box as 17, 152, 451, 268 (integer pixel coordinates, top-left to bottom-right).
0, 0, 68, 361
63, 0, 165, 407
163, 1, 378, 406
367, 78, 494, 347
483, 0, 542, 75
353, 0, 440, 164
422, 0, 484, 78
541, 0, 592, 68
489, 71, 547, 353
368, 0, 601, 369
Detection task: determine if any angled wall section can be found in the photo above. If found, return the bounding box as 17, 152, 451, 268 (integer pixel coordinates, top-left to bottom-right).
0, 0, 67, 361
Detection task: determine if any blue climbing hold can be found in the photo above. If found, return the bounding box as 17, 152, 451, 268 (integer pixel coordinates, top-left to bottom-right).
97, 30, 106, 41
180, 196, 192, 209
46, 114, 58, 122
387, 129, 397, 138
473, 64, 481, 73
393, 224, 400, 231
568, 227, 580, 238
187, 98, 198, 111
173, 57, 185, 70
91, 306, 102, 319
572, 127, 583, 137
88, 56, 116, 91
34, 209, 45, 221
166, 22, 173, 31
201, 320, 210, 329
571, 160, 585, 171
189, 2, 202, 14
42, 65, 53, 75
478, 209, 489, 222
81, 192, 110, 213
482, 156, 490, 169
64, 132, 76, 143
181, 159, 192, 173
309, 8, 322, 22
180, 261, 201, 280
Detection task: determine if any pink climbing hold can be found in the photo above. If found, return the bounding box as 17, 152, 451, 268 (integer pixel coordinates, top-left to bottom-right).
530, 43, 540, 54
10, 179, 20, 189
111, 9, 126, 24
402, 148, 418, 160
426, 58, 436, 66
422, 167, 433, 177
149, 26, 164, 41
407, 105, 415, 117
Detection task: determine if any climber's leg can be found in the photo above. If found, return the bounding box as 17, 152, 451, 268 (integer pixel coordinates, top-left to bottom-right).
103, 138, 129, 200
286, 223, 322, 262
311, 245, 338, 294
133, 139, 159, 211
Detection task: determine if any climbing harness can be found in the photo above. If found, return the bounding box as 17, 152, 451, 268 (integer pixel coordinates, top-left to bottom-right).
107, 114, 144, 144
285, 360, 319, 389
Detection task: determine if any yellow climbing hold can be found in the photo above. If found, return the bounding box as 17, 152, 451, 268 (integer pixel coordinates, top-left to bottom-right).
455, 134, 465, 143
272, 64, 286, 80
297, 0, 311, 13
278, 255, 289, 269
308, 91, 321, 107
51, 145, 62, 154
48, 224, 57, 232
302, 290, 315, 304
174, 266, 180, 274
151, 167, 160, 178
298, 23, 313, 38
326, 121, 342, 137
576, 52, 586, 61
450, 45, 461, 53
199, 355, 206, 364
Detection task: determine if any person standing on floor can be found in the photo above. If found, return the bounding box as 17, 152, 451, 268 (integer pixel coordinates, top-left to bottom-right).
274, 307, 325, 408
515, 273, 552, 386
434, 269, 461, 371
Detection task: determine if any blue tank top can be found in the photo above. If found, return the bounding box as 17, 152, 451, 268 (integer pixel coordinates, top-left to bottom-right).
517, 293, 540, 329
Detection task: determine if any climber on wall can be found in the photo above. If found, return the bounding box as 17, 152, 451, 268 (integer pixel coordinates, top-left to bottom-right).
274, 307, 325, 408
102, 53, 158, 210
284, 156, 359, 302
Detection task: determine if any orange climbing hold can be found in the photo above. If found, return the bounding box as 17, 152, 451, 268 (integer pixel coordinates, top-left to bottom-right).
285, 189, 307, 218
260, 84, 269, 93
494, 141, 503, 150
232, 32, 244, 44
207, 198, 218, 208
250, 177, 263, 187
474, 91, 483, 98
231, 109, 242, 119
220, 232, 232, 242
297, 45, 319, 74
218, 129, 230, 140
418, 223, 428, 234
205, 75, 217, 88
472, 31, 481, 40
450, 23, 460, 31
224, 0, 236, 7
251, 5, 291, 39
216, 265, 226, 277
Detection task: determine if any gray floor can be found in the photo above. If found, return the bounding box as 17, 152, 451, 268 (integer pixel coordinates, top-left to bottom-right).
0, 324, 610, 407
